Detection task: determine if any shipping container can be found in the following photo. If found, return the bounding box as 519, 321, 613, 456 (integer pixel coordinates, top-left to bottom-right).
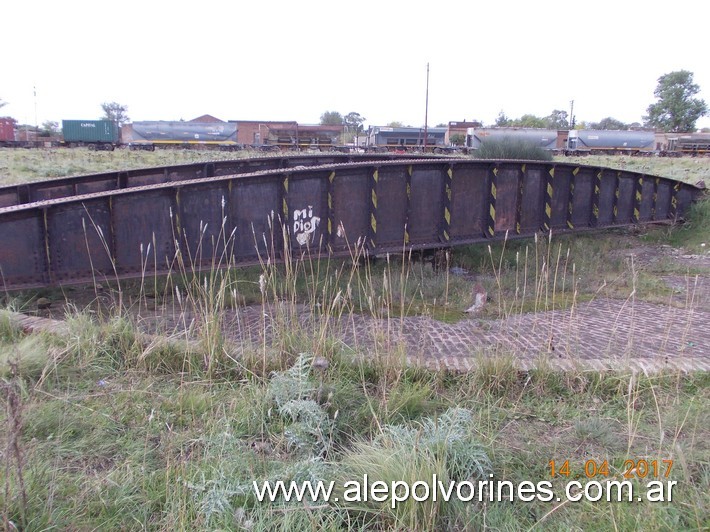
62, 120, 119, 143
0, 118, 16, 142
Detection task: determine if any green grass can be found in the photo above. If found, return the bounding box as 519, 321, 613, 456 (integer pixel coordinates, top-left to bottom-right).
558, 154, 710, 187
3, 147, 710, 186
0, 147, 255, 185
474, 138, 553, 161
1, 332, 707, 529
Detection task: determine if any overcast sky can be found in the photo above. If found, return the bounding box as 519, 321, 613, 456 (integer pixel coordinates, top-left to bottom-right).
3, 0, 709, 130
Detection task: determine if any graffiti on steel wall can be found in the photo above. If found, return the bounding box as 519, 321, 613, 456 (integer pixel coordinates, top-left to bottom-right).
293, 206, 320, 245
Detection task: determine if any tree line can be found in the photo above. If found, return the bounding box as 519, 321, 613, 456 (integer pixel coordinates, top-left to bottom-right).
320, 70, 708, 133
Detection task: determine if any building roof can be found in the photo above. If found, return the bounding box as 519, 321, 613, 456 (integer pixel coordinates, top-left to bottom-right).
189, 114, 224, 123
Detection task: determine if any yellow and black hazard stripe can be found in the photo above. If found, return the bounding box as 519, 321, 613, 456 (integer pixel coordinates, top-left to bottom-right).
515, 164, 525, 235
369, 168, 378, 248
327, 171, 335, 244
404, 165, 412, 245
670, 181, 681, 218
591, 169, 602, 226
487, 165, 498, 237
282, 176, 289, 222
566, 167, 579, 229
612, 171, 621, 223
632, 175, 644, 222
543, 166, 554, 231
43, 207, 53, 285
442, 165, 453, 242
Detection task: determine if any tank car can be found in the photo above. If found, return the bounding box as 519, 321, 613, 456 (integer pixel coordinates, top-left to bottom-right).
122, 121, 239, 150
566, 130, 655, 155
465, 127, 561, 151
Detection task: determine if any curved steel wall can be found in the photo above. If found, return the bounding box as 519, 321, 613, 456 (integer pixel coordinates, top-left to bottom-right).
0, 158, 702, 290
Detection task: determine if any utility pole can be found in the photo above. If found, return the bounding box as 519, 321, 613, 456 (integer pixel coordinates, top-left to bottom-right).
423, 63, 429, 149
34, 85, 38, 129
569, 100, 575, 129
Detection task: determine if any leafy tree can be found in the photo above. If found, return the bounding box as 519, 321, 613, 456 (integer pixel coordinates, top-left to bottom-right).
386, 121, 404, 128
494, 111, 511, 127
343, 112, 366, 135
101, 102, 130, 126
644, 70, 708, 132
449, 133, 466, 146
40, 120, 59, 137
516, 114, 547, 128
589, 117, 627, 130
320, 111, 343, 125
545, 109, 569, 129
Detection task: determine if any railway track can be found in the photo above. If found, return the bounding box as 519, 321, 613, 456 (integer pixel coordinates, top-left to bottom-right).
0, 154, 703, 291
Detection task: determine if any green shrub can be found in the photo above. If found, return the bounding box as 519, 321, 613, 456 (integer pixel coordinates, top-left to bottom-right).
473, 138, 553, 161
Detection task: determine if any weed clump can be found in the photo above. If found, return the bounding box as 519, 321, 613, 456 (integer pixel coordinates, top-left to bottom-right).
472, 138, 553, 161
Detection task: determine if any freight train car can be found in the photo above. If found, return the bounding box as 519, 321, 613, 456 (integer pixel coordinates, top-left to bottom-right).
61, 120, 119, 150
365, 126, 447, 152
0, 117, 16, 145
657, 133, 710, 155
122, 121, 240, 150
465, 127, 658, 156
566, 129, 655, 155
261, 124, 344, 151
466, 127, 562, 151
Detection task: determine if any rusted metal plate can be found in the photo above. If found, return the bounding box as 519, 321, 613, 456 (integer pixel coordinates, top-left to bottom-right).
654, 180, 672, 220
449, 164, 489, 241
285, 173, 328, 252
550, 166, 572, 230
46, 200, 114, 283
615, 172, 636, 224
111, 190, 177, 275
519, 164, 546, 234
0, 211, 48, 287
177, 182, 234, 268
230, 177, 281, 262
331, 168, 370, 251
492, 164, 521, 233
596, 169, 618, 225
569, 167, 595, 228
371, 166, 409, 248
639, 178, 655, 222
0, 188, 20, 208
408, 164, 444, 245
75, 177, 119, 196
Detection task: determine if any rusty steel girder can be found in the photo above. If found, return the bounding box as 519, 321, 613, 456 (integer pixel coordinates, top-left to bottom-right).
0, 158, 703, 290
0, 153, 439, 209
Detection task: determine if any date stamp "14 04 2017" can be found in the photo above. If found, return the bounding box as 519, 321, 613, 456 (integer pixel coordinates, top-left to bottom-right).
548, 459, 673, 479
548, 459, 677, 503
